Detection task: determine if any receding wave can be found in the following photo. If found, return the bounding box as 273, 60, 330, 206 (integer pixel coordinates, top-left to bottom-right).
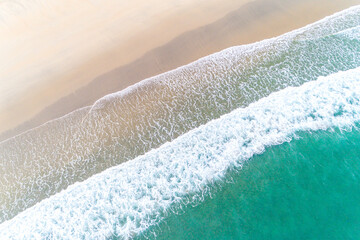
0, 6, 360, 223
1, 67, 360, 239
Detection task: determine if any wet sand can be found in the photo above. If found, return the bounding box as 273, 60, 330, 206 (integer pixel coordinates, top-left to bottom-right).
0, 0, 358, 141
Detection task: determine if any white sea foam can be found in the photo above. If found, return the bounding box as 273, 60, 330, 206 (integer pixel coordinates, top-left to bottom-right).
90, 5, 360, 110
1, 67, 360, 239
0, 5, 360, 223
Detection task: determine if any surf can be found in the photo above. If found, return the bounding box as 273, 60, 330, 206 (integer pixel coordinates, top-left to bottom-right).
1, 67, 360, 239
143, 127, 360, 239
0, 6, 359, 223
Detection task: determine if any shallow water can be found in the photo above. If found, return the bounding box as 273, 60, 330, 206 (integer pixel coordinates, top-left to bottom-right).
0, 6, 360, 223
1, 66, 360, 239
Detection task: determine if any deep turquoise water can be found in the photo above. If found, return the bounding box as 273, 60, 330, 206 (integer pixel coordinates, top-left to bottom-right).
2, 65, 360, 239
143, 127, 360, 240
1, 5, 360, 224
1, 6, 360, 239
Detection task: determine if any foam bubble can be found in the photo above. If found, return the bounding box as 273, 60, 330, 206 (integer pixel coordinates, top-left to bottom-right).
1, 67, 360, 239
0, 5, 360, 223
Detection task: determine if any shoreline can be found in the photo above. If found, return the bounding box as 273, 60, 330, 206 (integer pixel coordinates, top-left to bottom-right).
0, 4, 358, 223
0, 0, 358, 141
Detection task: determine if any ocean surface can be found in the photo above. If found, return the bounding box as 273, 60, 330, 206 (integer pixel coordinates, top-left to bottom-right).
0, 5, 360, 239
142, 126, 360, 240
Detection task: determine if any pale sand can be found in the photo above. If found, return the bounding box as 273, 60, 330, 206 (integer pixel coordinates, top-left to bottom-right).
0, 0, 358, 141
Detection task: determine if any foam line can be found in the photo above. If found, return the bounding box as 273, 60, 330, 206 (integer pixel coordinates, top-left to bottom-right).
0, 5, 360, 223
1, 67, 360, 239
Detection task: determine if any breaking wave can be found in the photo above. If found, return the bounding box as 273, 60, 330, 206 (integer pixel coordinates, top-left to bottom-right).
0, 6, 359, 222
1, 67, 360, 239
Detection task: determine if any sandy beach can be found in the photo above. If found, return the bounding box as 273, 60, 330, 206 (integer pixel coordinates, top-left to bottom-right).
0, 0, 358, 141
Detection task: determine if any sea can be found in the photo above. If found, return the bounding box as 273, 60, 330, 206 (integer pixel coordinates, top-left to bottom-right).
0, 5, 360, 240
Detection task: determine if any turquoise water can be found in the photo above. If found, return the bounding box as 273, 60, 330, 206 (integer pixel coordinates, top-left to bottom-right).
143, 127, 360, 240
2, 66, 360, 238
1, 5, 360, 224
1, 6, 360, 240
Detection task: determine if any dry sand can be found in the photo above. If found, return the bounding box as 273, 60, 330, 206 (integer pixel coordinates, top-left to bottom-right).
0, 0, 358, 141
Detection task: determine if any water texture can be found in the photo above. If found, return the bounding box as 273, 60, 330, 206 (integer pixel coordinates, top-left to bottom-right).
144, 127, 360, 240
1, 67, 360, 239
0, 6, 359, 223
